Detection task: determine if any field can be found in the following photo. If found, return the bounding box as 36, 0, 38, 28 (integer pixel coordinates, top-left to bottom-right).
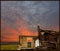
1, 44, 19, 50
1, 44, 59, 51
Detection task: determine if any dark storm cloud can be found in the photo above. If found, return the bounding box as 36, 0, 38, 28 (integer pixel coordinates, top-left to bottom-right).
1, 1, 59, 42
1, 1, 59, 30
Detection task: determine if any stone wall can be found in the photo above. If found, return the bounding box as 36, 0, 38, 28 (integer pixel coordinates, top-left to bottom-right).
19, 36, 35, 48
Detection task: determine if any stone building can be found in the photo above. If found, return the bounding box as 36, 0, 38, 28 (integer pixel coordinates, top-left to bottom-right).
19, 35, 37, 49
18, 26, 59, 49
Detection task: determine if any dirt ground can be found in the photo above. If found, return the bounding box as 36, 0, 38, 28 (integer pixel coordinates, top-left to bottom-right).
20, 48, 59, 51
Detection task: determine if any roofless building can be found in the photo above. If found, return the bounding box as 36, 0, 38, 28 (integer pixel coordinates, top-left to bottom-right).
18, 25, 58, 49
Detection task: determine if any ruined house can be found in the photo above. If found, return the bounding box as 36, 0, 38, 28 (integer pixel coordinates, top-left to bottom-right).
18, 26, 59, 49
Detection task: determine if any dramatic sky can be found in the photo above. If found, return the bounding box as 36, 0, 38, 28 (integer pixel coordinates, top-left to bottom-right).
1, 1, 59, 42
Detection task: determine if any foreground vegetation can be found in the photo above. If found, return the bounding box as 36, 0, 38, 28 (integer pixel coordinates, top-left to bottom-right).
1, 44, 19, 50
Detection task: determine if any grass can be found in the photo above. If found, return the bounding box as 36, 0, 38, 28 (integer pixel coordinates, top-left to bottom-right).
1, 44, 59, 51
1, 44, 19, 50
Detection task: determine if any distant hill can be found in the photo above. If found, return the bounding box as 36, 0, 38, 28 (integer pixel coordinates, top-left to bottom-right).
0, 42, 19, 45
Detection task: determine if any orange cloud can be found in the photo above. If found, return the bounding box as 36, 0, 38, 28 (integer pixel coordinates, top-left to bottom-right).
1, 17, 38, 42
14, 17, 38, 36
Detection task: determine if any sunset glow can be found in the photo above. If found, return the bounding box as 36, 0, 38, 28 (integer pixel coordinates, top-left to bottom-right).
27, 37, 32, 42
1, 1, 59, 42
